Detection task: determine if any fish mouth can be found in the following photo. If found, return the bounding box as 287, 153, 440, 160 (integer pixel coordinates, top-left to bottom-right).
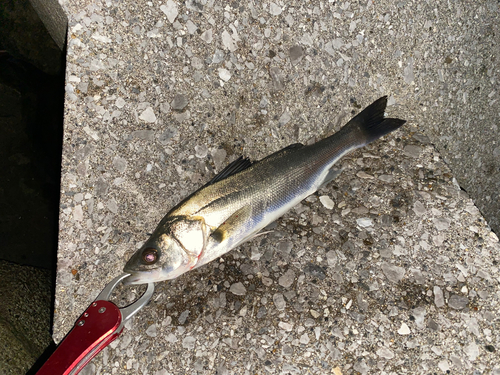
122, 274, 145, 285
122, 269, 162, 285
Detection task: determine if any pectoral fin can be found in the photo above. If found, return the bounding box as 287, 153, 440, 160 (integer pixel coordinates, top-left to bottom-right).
210, 205, 253, 245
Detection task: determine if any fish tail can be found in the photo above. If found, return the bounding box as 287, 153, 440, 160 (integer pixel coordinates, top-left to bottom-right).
339, 96, 406, 147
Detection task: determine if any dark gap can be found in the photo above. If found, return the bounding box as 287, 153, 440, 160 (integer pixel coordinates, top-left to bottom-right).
0, 3, 67, 372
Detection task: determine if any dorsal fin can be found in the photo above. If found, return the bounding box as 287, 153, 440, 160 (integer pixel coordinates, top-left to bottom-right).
208, 156, 252, 185
257, 142, 304, 163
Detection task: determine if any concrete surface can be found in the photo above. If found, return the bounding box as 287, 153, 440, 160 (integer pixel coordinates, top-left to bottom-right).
55, 0, 500, 374
0, 261, 52, 374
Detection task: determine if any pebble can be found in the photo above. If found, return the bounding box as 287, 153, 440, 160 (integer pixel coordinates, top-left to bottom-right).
160, 102, 170, 113
200, 28, 213, 43
299, 333, 310, 344
303, 263, 326, 280
314, 326, 321, 340
279, 269, 296, 288
464, 341, 479, 361
438, 360, 450, 372
404, 57, 415, 84
282, 344, 294, 356
413, 201, 426, 216
278, 111, 291, 126
160, 0, 178, 23
261, 276, 273, 286
326, 250, 338, 266
165, 333, 177, 343
319, 195, 335, 209
221, 30, 238, 52
212, 49, 225, 64
182, 336, 196, 350
107, 199, 118, 214
357, 171, 373, 179
273, 293, 286, 310
178, 310, 190, 324
356, 217, 373, 228
218, 68, 231, 82
269, 67, 285, 91
73, 205, 83, 221
131, 129, 155, 140
229, 282, 246, 296
411, 307, 426, 329
289, 45, 303, 65
115, 97, 126, 108
195, 145, 208, 159
278, 321, 293, 331
353, 359, 369, 374
112, 157, 127, 173
171, 94, 188, 111
398, 322, 411, 335
433, 286, 445, 307
120, 334, 132, 349
378, 174, 394, 183
403, 145, 422, 158
186, 20, 197, 34
191, 56, 203, 70
376, 347, 395, 359
448, 294, 469, 310
256, 306, 267, 319
212, 149, 227, 171
139, 107, 156, 123
381, 263, 406, 283
427, 318, 439, 331
464, 316, 480, 336
146, 324, 157, 337
269, 2, 282, 15
434, 217, 451, 231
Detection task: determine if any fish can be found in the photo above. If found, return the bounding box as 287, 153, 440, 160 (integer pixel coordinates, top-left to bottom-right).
123, 96, 405, 284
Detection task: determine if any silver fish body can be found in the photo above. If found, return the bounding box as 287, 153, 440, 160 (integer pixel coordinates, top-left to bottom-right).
123, 97, 405, 284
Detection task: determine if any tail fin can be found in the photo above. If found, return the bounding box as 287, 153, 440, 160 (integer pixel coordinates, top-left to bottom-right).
342, 96, 406, 146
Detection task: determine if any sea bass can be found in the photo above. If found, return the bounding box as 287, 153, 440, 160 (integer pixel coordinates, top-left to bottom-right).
123, 96, 405, 284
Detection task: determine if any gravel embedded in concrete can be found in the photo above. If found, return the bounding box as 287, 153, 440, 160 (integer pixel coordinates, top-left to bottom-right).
55, 1, 500, 373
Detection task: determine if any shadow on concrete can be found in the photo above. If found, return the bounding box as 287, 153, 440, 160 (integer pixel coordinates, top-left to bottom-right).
0, 32, 65, 375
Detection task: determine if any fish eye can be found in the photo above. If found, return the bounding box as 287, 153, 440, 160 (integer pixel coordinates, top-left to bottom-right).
142, 248, 158, 264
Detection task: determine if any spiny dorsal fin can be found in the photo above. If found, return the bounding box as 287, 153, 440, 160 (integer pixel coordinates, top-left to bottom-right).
208, 156, 252, 185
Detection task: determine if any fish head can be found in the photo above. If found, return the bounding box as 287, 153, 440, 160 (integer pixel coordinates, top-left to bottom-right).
123, 217, 208, 284
123, 233, 192, 284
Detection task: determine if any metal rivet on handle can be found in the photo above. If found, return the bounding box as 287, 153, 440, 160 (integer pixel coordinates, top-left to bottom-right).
77, 320, 85, 326
98, 307, 106, 313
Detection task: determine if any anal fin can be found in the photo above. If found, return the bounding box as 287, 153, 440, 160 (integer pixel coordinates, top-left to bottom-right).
319, 167, 343, 189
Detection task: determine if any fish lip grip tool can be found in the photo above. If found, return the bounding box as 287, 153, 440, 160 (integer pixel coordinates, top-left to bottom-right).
36, 273, 155, 375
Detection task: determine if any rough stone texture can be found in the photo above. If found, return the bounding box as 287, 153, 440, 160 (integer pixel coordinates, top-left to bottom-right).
55, 1, 500, 374
0, 261, 52, 374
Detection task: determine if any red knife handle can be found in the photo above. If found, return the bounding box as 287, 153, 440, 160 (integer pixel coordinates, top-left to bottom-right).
37, 300, 122, 375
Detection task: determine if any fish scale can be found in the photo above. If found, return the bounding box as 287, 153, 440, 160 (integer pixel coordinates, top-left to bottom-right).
123, 96, 405, 284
